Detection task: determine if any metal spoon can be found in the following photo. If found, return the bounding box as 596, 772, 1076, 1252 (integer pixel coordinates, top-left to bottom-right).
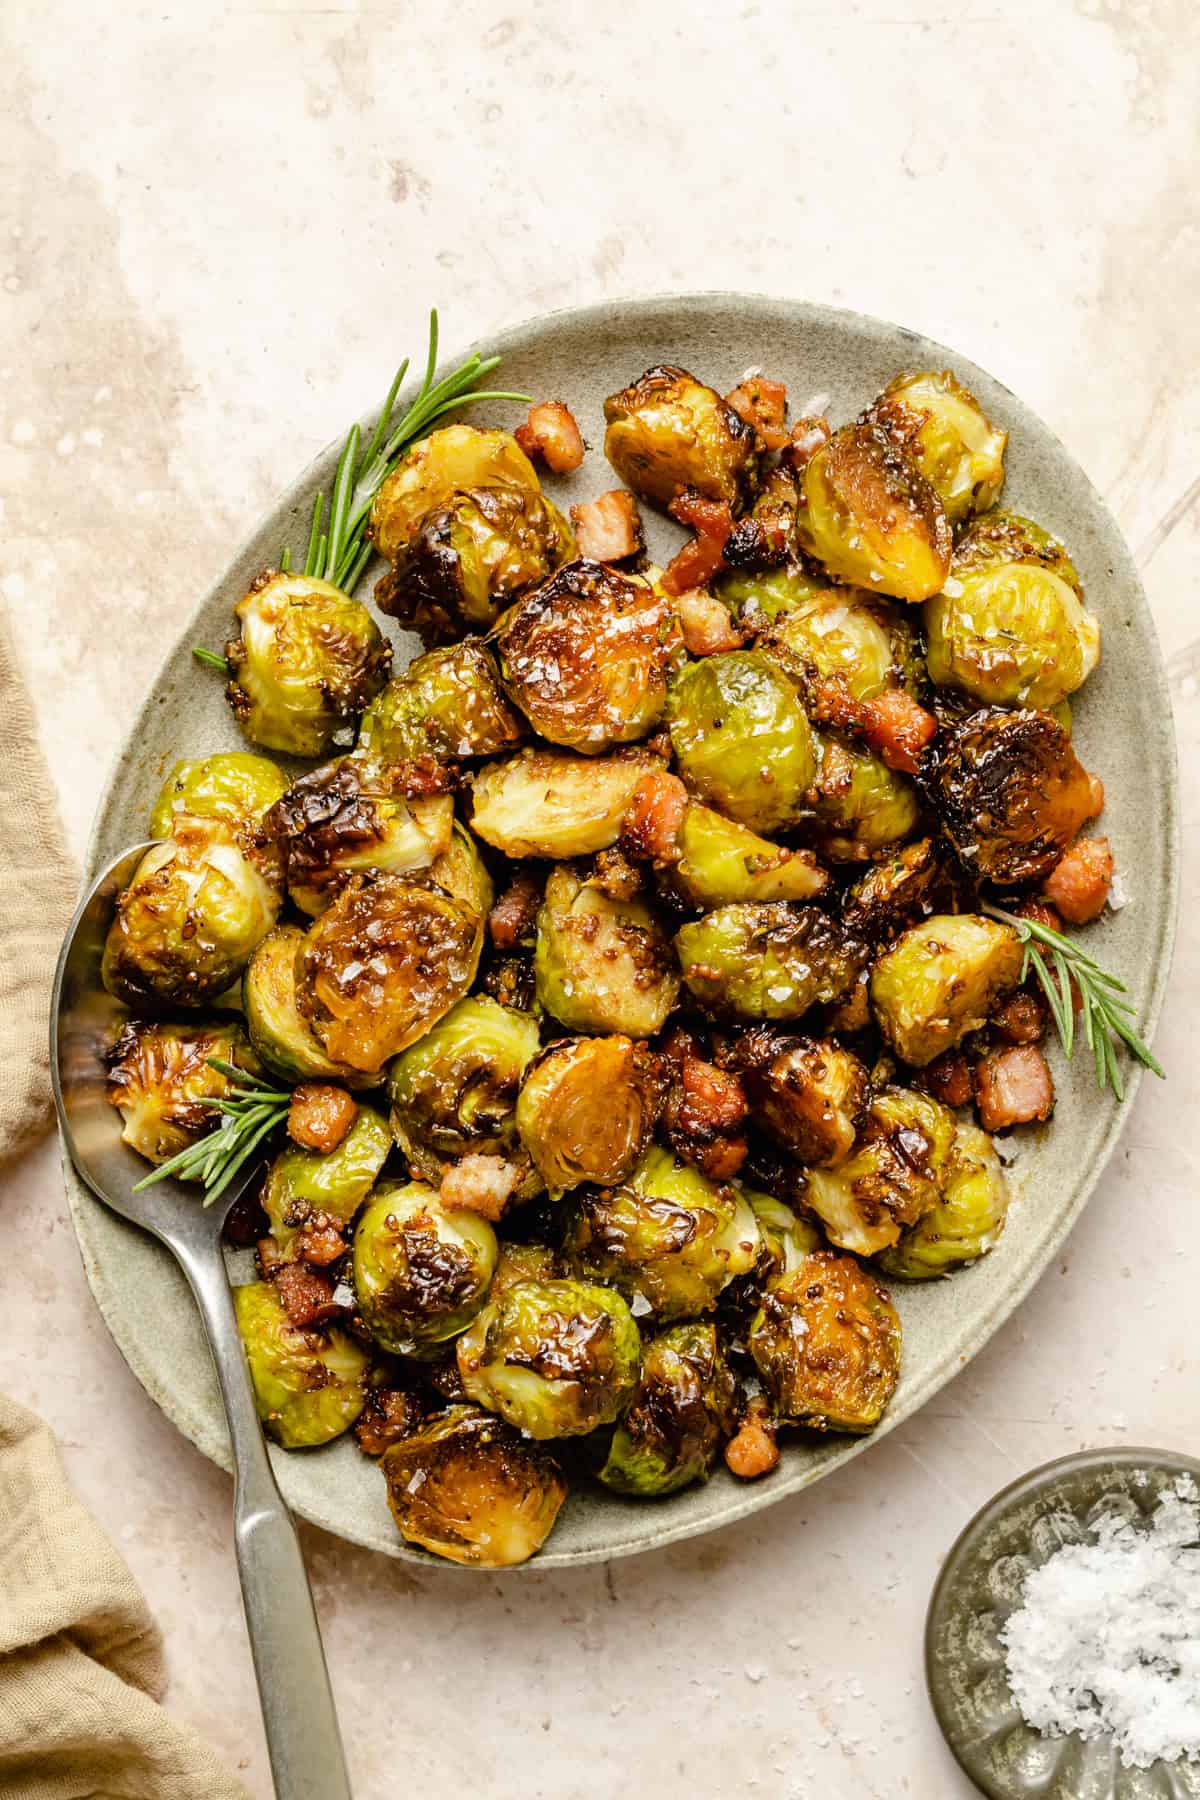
51, 842, 353, 1800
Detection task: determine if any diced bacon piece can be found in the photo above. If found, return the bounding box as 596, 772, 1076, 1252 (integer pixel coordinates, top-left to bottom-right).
924, 1051, 974, 1109
661, 489, 735, 596
724, 1397, 779, 1480
514, 399, 585, 473
439, 1154, 521, 1222
488, 871, 543, 950
1042, 836, 1114, 925
724, 376, 789, 452
569, 489, 644, 562
675, 588, 747, 657
976, 1045, 1055, 1132
662, 1026, 749, 1181
990, 989, 1047, 1046
354, 1386, 423, 1457
619, 768, 688, 865
293, 1217, 348, 1266
783, 414, 832, 472
860, 689, 938, 776
288, 1083, 357, 1154
275, 1263, 340, 1329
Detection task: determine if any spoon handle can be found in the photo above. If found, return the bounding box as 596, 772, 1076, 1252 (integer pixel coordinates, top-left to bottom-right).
176, 1242, 353, 1800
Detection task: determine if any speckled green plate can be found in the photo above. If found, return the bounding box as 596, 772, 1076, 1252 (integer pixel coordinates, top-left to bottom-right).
927, 1448, 1200, 1798
62, 295, 1179, 1567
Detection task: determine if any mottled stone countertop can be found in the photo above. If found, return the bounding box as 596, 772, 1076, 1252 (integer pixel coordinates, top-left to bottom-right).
2, 3, 1197, 1795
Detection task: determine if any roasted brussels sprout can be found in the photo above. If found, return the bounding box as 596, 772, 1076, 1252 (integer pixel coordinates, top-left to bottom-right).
492, 560, 681, 754
353, 639, 525, 769
470, 747, 659, 859
870, 914, 1022, 1067
533, 864, 680, 1038
796, 421, 952, 603
297, 873, 481, 1073
488, 1240, 559, 1298
563, 1147, 761, 1320
749, 1250, 901, 1433
866, 369, 1007, 526
149, 752, 287, 839
514, 1036, 665, 1195
803, 1086, 956, 1255
805, 733, 920, 863
261, 1104, 392, 1256
925, 512, 1100, 709
353, 1181, 499, 1355
377, 483, 573, 643
603, 365, 757, 509
594, 1322, 737, 1497
841, 837, 956, 943
102, 818, 282, 1011
667, 804, 828, 909
666, 653, 817, 834
387, 996, 542, 1192
746, 1190, 823, 1282
929, 706, 1101, 886
243, 924, 376, 1089
716, 564, 830, 627
234, 1280, 368, 1448
734, 1030, 870, 1168
425, 820, 495, 924
674, 904, 866, 1023
105, 1018, 259, 1165
225, 571, 391, 757
878, 1121, 1010, 1279
380, 1404, 567, 1566
759, 584, 922, 703
368, 423, 542, 565
457, 1276, 642, 1438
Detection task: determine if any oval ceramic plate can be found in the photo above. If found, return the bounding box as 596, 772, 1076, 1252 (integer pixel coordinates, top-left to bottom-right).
64, 295, 1178, 1568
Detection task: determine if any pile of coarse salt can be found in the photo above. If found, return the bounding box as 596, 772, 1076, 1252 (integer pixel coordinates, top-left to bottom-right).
1001, 1476, 1200, 1769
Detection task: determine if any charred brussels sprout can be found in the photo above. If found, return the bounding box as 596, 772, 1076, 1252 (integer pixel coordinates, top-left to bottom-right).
563, 1147, 761, 1320
866, 369, 1007, 526
225, 571, 391, 758
675, 904, 866, 1023
150, 752, 287, 839
668, 804, 828, 909
870, 914, 1022, 1067
759, 585, 922, 703
796, 421, 952, 603
106, 1018, 259, 1165
804, 1087, 956, 1255
243, 924, 377, 1089
387, 996, 542, 1192
457, 1276, 642, 1438
354, 639, 525, 769
594, 1322, 737, 1497
749, 1250, 901, 1433
234, 1281, 368, 1448
297, 873, 481, 1073
734, 1030, 870, 1168
470, 748, 659, 859
492, 560, 681, 754
925, 511, 1100, 709
261, 1104, 391, 1257
878, 1121, 1010, 1279
264, 760, 453, 917
841, 838, 956, 943
534, 864, 680, 1037
381, 1404, 567, 1566
806, 734, 920, 863
667, 652, 817, 834
515, 1036, 665, 1195
368, 423, 542, 566
603, 365, 757, 509
353, 1181, 499, 1356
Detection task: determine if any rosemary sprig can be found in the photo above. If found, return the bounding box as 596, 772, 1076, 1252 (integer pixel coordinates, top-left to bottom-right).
983, 904, 1164, 1101
132, 1058, 291, 1206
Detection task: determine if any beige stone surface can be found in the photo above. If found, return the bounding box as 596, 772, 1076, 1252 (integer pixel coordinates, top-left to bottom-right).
2, 1, 1198, 1794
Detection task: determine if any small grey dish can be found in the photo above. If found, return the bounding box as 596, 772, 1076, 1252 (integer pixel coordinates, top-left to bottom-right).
926, 1448, 1200, 1799
62, 294, 1180, 1568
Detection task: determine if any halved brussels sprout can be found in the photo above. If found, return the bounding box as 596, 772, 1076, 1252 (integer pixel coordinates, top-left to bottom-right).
377, 483, 573, 642
563, 1146, 762, 1321
929, 706, 1101, 886
261, 1104, 392, 1257
353, 1180, 499, 1356
470, 748, 659, 859
354, 639, 526, 769
225, 571, 391, 758
515, 1036, 665, 1195
264, 760, 454, 917
668, 803, 828, 909
803, 1086, 956, 1255
870, 914, 1023, 1067
603, 365, 757, 508
380, 1404, 567, 1566
234, 1280, 368, 1448
297, 873, 481, 1073
368, 423, 542, 566
841, 838, 956, 944
925, 511, 1100, 709
534, 864, 680, 1037
759, 585, 922, 703
387, 996, 542, 1193
667, 652, 817, 835
749, 1250, 901, 1433
746, 1190, 824, 1283
735, 1030, 870, 1168
150, 753, 287, 839
102, 818, 282, 1011
456, 1276, 642, 1439
796, 421, 952, 602
866, 369, 1007, 526
674, 903, 866, 1023
492, 560, 681, 754
594, 1322, 737, 1497
105, 1018, 259, 1165
878, 1121, 1009, 1279
805, 733, 920, 863
243, 924, 377, 1089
